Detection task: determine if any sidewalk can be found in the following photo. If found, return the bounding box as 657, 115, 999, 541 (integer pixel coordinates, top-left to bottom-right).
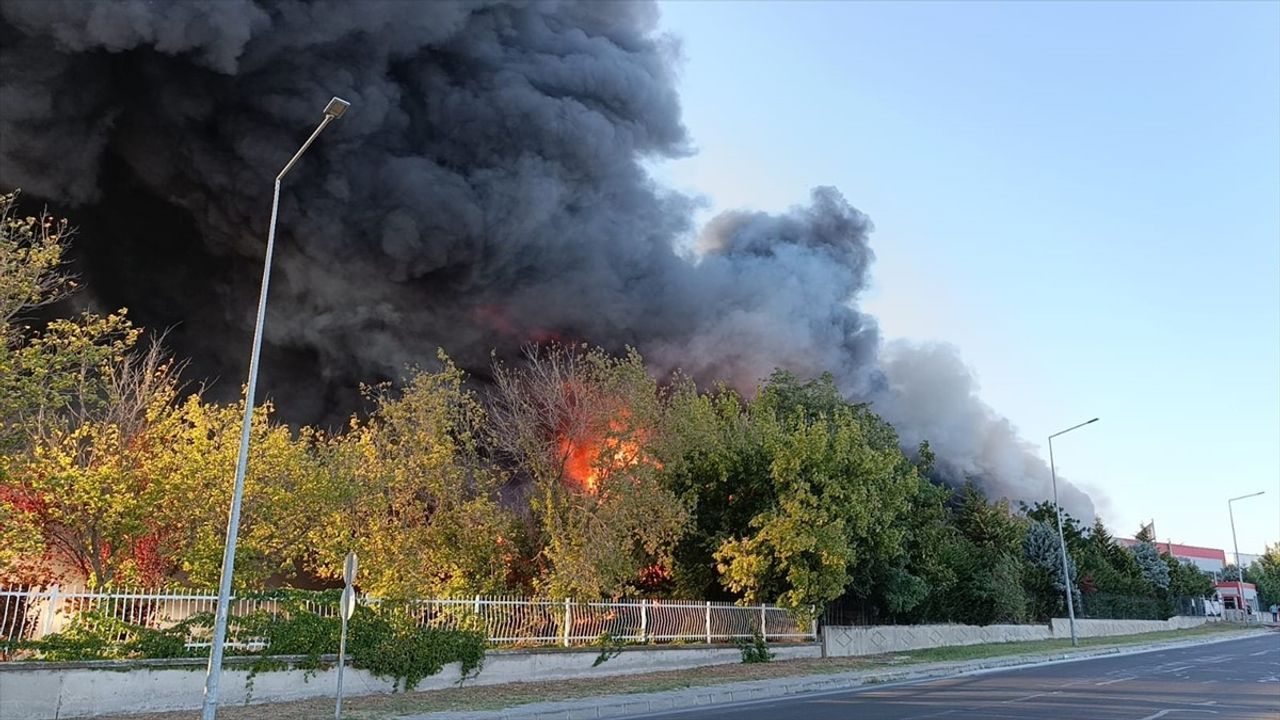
400, 628, 1270, 720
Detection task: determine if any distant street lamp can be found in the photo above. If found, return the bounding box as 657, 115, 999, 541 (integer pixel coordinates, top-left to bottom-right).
1048, 417, 1098, 647
1228, 491, 1265, 621
201, 96, 351, 720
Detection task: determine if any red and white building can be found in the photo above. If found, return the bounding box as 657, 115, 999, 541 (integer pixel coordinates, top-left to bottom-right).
1214, 581, 1259, 614
1116, 539, 1227, 574
1118, 537, 1262, 615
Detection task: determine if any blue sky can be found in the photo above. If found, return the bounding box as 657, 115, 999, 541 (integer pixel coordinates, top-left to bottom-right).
653, 0, 1279, 558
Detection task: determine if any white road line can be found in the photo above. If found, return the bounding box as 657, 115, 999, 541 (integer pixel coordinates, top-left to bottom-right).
1135, 710, 1218, 720
1095, 675, 1138, 686
1001, 691, 1052, 703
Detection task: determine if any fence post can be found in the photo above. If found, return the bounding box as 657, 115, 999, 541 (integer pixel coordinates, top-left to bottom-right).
760, 605, 767, 641
41, 585, 60, 637
563, 599, 572, 648
705, 601, 712, 644
640, 599, 648, 643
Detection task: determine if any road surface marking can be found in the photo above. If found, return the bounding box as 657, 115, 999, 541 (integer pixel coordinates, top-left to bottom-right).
1095, 675, 1138, 686
1135, 710, 1218, 720
1001, 692, 1051, 703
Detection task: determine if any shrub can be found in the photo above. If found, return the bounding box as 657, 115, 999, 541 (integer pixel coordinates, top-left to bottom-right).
346, 603, 486, 690
17, 609, 200, 661
15, 591, 487, 691
735, 632, 772, 664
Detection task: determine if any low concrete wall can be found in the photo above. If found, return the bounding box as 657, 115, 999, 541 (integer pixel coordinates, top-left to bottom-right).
822, 623, 1051, 657
0, 643, 821, 720
824, 616, 1211, 658
1050, 615, 1207, 639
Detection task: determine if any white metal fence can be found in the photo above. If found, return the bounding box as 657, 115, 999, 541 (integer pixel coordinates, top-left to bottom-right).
0, 585, 813, 655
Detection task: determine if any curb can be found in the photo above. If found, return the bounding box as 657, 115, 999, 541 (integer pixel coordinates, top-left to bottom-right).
399, 630, 1270, 720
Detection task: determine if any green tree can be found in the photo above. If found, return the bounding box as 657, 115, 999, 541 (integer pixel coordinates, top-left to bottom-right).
0, 191, 137, 457
1165, 557, 1214, 600
1023, 519, 1080, 620
1246, 545, 1280, 610
0, 191, 339, 587
315, 356, 516, 597
1077, 517, 1152, 603
707, 372, 921, 619
954, 484, 1024, 556
659, 382, 767, 600
1023, 500, 1085, 555
934, 485, 1030, 624
1132, 542, 1171, 591
877, 474, 951, 621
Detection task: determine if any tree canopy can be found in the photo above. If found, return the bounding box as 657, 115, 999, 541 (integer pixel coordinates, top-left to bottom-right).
0, 193, 1237, 624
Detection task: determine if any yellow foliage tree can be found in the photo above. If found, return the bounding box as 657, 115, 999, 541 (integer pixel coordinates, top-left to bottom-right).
314, 355, 516, 597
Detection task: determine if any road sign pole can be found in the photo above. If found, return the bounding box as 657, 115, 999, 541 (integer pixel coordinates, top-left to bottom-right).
336, 552, 358, 720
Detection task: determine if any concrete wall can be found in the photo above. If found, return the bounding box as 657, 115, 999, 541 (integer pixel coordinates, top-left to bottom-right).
822, 623, 1052, 657
824, 616, 1211, 658
0, 643, 821, 720
1050, 615, 1207, 639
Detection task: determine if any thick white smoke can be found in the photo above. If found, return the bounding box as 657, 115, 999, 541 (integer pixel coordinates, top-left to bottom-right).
872, 342, 1094, 519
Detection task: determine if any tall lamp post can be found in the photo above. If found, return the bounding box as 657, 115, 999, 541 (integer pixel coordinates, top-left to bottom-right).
201, 96, 350, 720
1048, 417, 1098, 647
1227, 491, 1265, 622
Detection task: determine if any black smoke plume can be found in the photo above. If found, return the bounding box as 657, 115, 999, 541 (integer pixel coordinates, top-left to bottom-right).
0, 0, 1094, 517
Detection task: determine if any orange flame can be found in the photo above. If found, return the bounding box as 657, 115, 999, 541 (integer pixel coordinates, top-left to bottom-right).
558, 420, 656, 493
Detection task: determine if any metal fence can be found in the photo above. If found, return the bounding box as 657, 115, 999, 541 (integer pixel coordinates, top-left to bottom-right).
0, 585, 813, 654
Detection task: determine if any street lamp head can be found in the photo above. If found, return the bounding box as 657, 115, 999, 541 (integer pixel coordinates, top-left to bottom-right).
1050, 417, 1100, 439
324, 96, 350, 120
1229, 490, 1266, 503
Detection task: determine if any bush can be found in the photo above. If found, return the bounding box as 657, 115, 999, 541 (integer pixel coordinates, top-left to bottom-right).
346, 603, 486, 690
17, 609, 200, 661
15, 592, 487, 691
735, 632, 773, 664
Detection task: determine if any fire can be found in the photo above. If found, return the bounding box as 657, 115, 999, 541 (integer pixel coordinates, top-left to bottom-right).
558, 420, 655, 493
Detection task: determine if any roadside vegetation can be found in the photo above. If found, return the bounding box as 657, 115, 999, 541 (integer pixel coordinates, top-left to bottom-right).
4, 191, 1278, 639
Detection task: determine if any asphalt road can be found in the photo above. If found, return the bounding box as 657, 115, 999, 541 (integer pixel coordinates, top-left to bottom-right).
635, 632, 1280, 720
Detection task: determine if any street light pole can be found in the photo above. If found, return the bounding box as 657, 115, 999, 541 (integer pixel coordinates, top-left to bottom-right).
201, 97, 350, 720
1047, 417, 1098, 647
1227, 491, 1265, 623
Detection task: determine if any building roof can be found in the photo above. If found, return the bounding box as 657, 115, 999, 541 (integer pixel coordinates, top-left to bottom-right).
1118, 538, 1226, 562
